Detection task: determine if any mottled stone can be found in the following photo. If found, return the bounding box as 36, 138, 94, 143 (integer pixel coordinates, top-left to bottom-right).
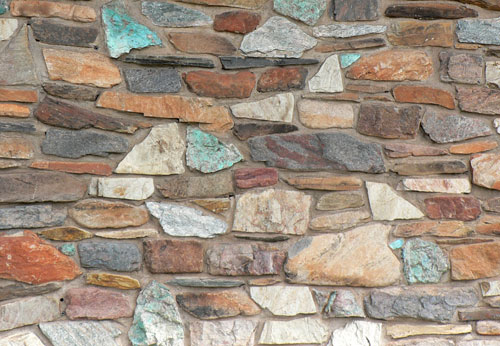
457, 17, 500, 45
0, 88, 37, 103
124, 68, 181, 93
402, 239, 448, 284
78, 242, 141, 272
123, 54, 215, 68
0, 137, 33, 159
334, 0, 378, 21
30, 19, 98, 47
42, 82, 100, 101
144, 239, 203, 274
0, 281, 61, 301
142, 1, 212, 27
184, 70, 255, 98
0, 103, 30, 118
487, 61, 500, 88
313, 289, 365, 317
273, 0, 326, 25
88, 177, 154, 200
259, 318, 329, 344
316, 37, 386, 52
471, 154, 500, 190
158, 172, 233, 198
298, 100, 353, 129
234, 168, 278, 189
0, 121, 34, 133
394, 221, 473, 238
0, 296, 60, 331
457, 86, 500, 115
95, 228, 158, 239
221, 56, 319, 70
310, 209, 370, 231
10, 0, 96, 22
250, 285, 316, 316
233, 122, 298, 140
367, 182, 423, 221
40, 227, 93, 242
340, 54, 360, 68
65, 287, 133, 320
0, 0, 6, 15
86, 273, 140, 290
214, 11, 260, 34
451, 242, 500, 280
167, 278, 244, 288
59, 244, 75, 256
190, 320, 257, 346
388, 21, 453, 47
0, 204, 66, 230
386, 3, 477, 19
327, 321, 381, 346
40, 321, 122, 346
313, 24, 386, 38
384, 143, 447, 158
425, 196, 481, 221
392, 160, 467, 176
316, 192, 364, 211
459, 308, 500, 321
422, 113, 492, 144
393, 85, 455, 109
386, 324, 472, 339
258, 67, 307, 92
231, 94, 293, 124
0, 332, 45, 346
477, 321, 500, 335
484, 198, 500, 213
31, 161, 112, 176
308, 54, 343, 93
400, 178, 471, 194
169, 32, 236, 55
283, 174, 362, 191
440, 52, 483, 84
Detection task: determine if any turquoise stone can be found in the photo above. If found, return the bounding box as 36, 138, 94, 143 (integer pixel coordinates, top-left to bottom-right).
340, 53, 361, 68
186, 127, 243, 173
389, 238, 404, 250
102, 0, 161, 58
59, 243, 75, 256
402, 238, 448, 284
273, 0, 327, 26
0, 0, 8, 15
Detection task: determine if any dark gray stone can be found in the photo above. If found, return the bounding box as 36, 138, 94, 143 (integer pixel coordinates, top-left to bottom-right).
142, 1, 212, 27
122, 54, 215, 68
0, 122, 35, 133
334, 0, 379, 21
78, 242, 141, 272
233, 123, 298, 140
42, 129, 128, 159
422, 113, 492, 144
42, 82, 100, 101
220, 56, 319, 70
123, 68, 181, 93
30, 19, 98, 47
0, 282, 62, 301
457, 17, 500, 45
0, 204, 66, 230
166, 278, 244, 288
233, 234, 290, 242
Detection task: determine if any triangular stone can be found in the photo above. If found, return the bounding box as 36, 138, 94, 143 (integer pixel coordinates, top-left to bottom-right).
366, 182, 424, 221
0, 25, 38, 85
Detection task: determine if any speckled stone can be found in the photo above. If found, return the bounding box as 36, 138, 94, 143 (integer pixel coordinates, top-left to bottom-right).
123, 68, 181, 93
273, 0, 326, 25
457, 17, 500, 45
142, 1, 212, 27
421, 113, 492, 144
78, 242, 142, 272
313, 24, 386, 38
40, 321, 122, 346
402, 238, 449, 284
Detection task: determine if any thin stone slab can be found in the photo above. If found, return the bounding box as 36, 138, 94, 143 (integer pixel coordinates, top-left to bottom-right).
233, 123, 298, 140
89, 177, 154, 200
327, 321, 382, 346
220, 56, 319, 69
123, 54, 215, 68
0, 121, 35, 133
366, 182, 424, 221
422, 113, 492, 144
309, 54, 343, 93
250, 285, 317, 316
313, 24, 386, 38
391, 160, 468, 176
403, 238, 449, 284
40, 227, 93, 241
0, 281, 61, 301
385, 3, 478, 19
40, 321, 122, 346
0, 332, 45, 346
30, 19, 98, 47
168, 32, 236, 56
42, 82, 100, 101
230, 93, 294, 122
273, 0, 326, 25
259, 318, 329, 344
400, 178, 471, 194
190, 320, 257, 346
142, 1, 212, 27
86, 273, 140, 290
78, 242, 142, 272
0, 204, 66, 229
0, 296, 60, 331
178, 0, 267, 8
316, 192, 364, 211
95, 228, 158, 239
124, 68, 181, 93
386, 324, 472, 339
10, 0, 96, 22
310, 210, 370, 231
167, 278, 244, 288
457, 17, 500, 45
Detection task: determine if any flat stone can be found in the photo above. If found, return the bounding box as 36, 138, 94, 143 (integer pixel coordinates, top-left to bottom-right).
184, 70, 255, 98
190, 320, 257, 346
220, 56, 319, 69
31, 161, 112, 176
313, 289, 365, 317
393, 85, 455, 109
0, 137, 33, 159
86, 273, 140, 290
234, 234, 289, 242
176, 290, 260, 319
310, 210, 370, 232
388, 21, 453, 47
40, 321, 122, 346
425, 196, 481, 221
298, 99, 353, 129
394, 221, 473, 238
334, 0, 378, 21
122, 54, 215, 68
10, 0, 96, 22
388, 338, 455, 346
70, 199, 148, 229
240, 16, 317, 58
384, 143, 447, 158
40, 227, 93, 241
451, 242, 500, 280
78, 242, 141, 272
102, 0, 161, 58
65, 287, 133, 320
365, 286, 478, 322
459, 308, 500, 321
313, 24, 386, 38
142, 1, 212, 27
167, 278, 244, 288
42, 82, 100, 101
249, 132, 385, 173
0, 281, 61, 301
214, 11, 260, 34
273, 0, 326, 25
259, 318, 329, 344
316, 192, 364, 211
0, 160, 23, 169
392, 160, 468, 176
146, 201, 227, 238
283, 174, 362, 191
402, 239, 448, 284
144, 239, 203, 273
477, 321, 500, 335
366, 182, 423, 221
457, 17, 500, 45
386, 3, 477, 19
250, 285, 316, 316
178, 0, 267, 8
422, 113, 492, 144
449, 0, 500, 10
258, 67, 307, 92
30, 19, 98, 47
207, 243, 285, 276
471, 154, 500, 190
0, 25, 38, 86
95, 228, 158, 239
308, 54, 343, 93
457, 341, 500, 346
0, 204, 66, 230
0, 296, 60, 331
0, 332, 44, 346
169, 32, 236, 56
158, 172, 233, 198
357, 103, 423, 139
124, 68, 181, 93
285, 223, 400, 286
440, 52, 483, 84
400, 178, 471, 194
0, 103, 30, 118
316, 37, 386, 52
0, 88, 37, 103
88, 177, 154, 200
231, 93, 293, 122
233, 122, 297, 140
386, 324, 472, 339
234, 168, 278, 189
327, 321, 382, 346
457, 86, 500, 115
0, 19, 18, 41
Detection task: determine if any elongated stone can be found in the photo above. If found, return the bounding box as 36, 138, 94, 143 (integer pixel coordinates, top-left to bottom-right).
402, 239, 449, 284
190, 320, 257, 346
40, 321, 122, 346
313, 24, 386, 38
367, 182, 423, 221
184, 70, 255, 98
10, 0, 96, 22
451, 242, 500, 280
0, 103, 30, 118
310, 210, 371, 232
192, 199, 229, 215
95, 228, 157, 239
86, 273, 140, 290
65, 287, 133, 320
477, 321, 500, 335
394, 221, 473, 238
144, 239, 203, 273
457, 86, 500, 115
30, 19, 98, 47
316, 192, 364, 211
298, 100, 354, 129
169, 32, 236, 56
273, 0, 326, 25
316, 37, 386, 52
124, 68, 181, 93
158, 172, 233, 198
422, 113, 492, 144
234, 168, 278, 189
142, 1, 212, 27
42, 82, 100, 101
0, 296, 60, 331
233, 123, 297, 140
393, 85, 455, 109
256, 66, 306, 91
385, 3, 477, 19
230, 93, 293, 122
425, 196, 481, 221
0, 332, 45, 346
0, 204, 66, 230
40, 227, 93, 241
400, 178, 471, 194
459, 308, 500, 321
78, 242, 141, 272
168, 278, 244, 288
0, 88, 37, 103
384, 143, 447, 158
179, 0, 266, 8
283, 174, 362, 191
386, 324, 472, 339
388, 21, 453, 47
250, 285, 316, 316
392, 160, 467, 176
260, 318, 329, 344
0, 137, 33, 159
0, 281, 61, 301
89, 177, 154, 200
220, 56, 319, 70
214, 11, 260, 34
472, 154, 500, 190
309, 54, 343, 93
457, 17, 500, 45
31, 161, 112, 176
123, 54, 215, 68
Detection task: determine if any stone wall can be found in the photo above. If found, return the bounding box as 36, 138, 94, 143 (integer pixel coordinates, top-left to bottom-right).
1, 0, 500, 345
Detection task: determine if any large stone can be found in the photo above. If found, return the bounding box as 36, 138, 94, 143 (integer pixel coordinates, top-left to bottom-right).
386, 3, 477, 19
0, 204, 66, 230
346, 50, 432, 81
0, 332, 45, 346
451, 242, 500, 280
30, 19, 98, 47
308, 54, 343, 93
400, 178, 471, 194
233, 189, 311, 235
89, 177, 154, 200
144, 239, 203, 273
298, 99, 354, 129
273, 0, 326, 25
0, 231, 80, 284
327, 321, 382, 346
457, 86, 500, 115
184, 70, 255, 98
334, 0, 378, 21
78, 242, 141, 272
220, 56, 319, 70
384, 143, 447, 158
146, 201, 227, 238
365, 286, 478, 322
394, 221, 473, 238
233, 122, 298, 140
0, 281, 61, 301
422, 113, 492, 144
31, 161, 112, 176
425, 196, 481, 221
393, 85, 455, 109
86, 273, 140, 290
168, 32, 236, 56
43, 48, 121, 88
178, 0, 267, 8
316, 192, 364, 211
0, 19, 18, 41
102, 0, 161, 58
0, 137, 33, 159
440, 52, 483, 84
0, 25, 37, 86
402, 239, 449, 284
65, 287, 133, 320
457, 17, 500, 45
42, 82, 100, 101
386, 324, 472, 339
234, 168, 278, 189
249, 132, 385, 173
40, 321, 122, 346
310, 210, 370, 231
230, 93, 294, 122
313, 24, 386, 38
124, 68, 181, 93
157, 172, 233, 198
387, 21, 453, 47
240, 16, 317, 58
259, 318, 329, 344
366, 182, 423, 221
285, 223, 401, 286
142, 1, 212, 27
250, 285, 316, 316
10, 0, 96, 22
283, 174, 362, 191
472, 154, 500, 190
0, 296, 60, 331
214, 11, 261, 34
392, 160, 468, 176
190, 320, 258, 346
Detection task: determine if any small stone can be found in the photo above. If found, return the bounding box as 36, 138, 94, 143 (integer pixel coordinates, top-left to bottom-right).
30, 18, 98, 47
0, 159, 23, 169
457, 17, 500, 45
394, 221, 473, 238
0, 103, 30, 117
102, 0, 161, 58
422, 113, 492, 144
308, 54, 343, 93
385, 3, 477, 19
0, 296, 60, 332
0, 137, 33, 159
387, 21, 453, 47
310, 209, 370, 231
250, 285, 316, 316
471, 154, 500, 190
0, 281, 62, 302
144, 239, 203, 273
392, 160, 468, 176
366, 182, 423, 221
40, 227, 93, 242
316, 37, 386, 52
122, 54, 215, 68
459, 308, 500, 321
393, 85, 455, 109
0, 19, 17, 41
214, 11, 260, 34
298, 99, 354, 129
0, 204, 66, 230
0, 332, 45, 346
231, 93, 293, 122
402, 239, 449, 284
31, 161, 112, 176
476, 215, 500, 235
334, 0, 378, 21
400, 178, 471, 194
327, 321, 381, 346
340, 53, 361, 68
142, 1, 212, 27
240, 16, 317, 58
184, 70, 255, 98
477, 321, 500, 335
10, 0, 96, 22
283, 174, 362, 191
384, 143, 448, 158
158, 172, 233, 198
316, 192, 364, 211
234, 234, 289, 242
86, 273, 140, 290
234, 168, 278, 189
42, 82, 100, 101
124, 68, 181, 93
169, 32, 236, 55
259, 318, 329, 344
440, 52, 483, 84
0, 0, 6, 15
451, 242, 500, 280
70, 199, 149, 229
313, 289, 365, 317
386, 324, 473, 339
167, 278, 244, 288
233, 123, 298, 140
484, 198, 500, 213
220, 56, 319, 70
347, 50, 432, 81
273, 0, 326, 25
425, 196, 481, 221
313, 24, 386, 38
95, 228, 158, 239
457, 86, 500, 115
190, 320, 257, 346
89, 176, 155, 200
59, 244, 75, 256
179, 0, 267, 8
0, 88, 37, 103
258, 67, 307, 92
390, 239, 404, 250
481, 280, 500, 297
192, 199, 229, 214
65, 287, 133, 320
78, 242, 141, 272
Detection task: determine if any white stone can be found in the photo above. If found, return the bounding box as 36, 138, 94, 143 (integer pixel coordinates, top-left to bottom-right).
458, 341, 500, 346
327, 321, 382, 346
250, 285, 317, 316
313, 24, 386, 38
190, 320, 258, 346
388, 338, 455, 346
366, 182, 424, 221
89, 177, 154, 200
40, 321, 121, 346
309, 55, 343, 93
259, 318, 329, 345
482, 280, 500, 297
487, 61, 500, 88
0, 19, 18, 41
95, 228, 158, 239
146, 201, 227, 238
230, 93, 294, 123
0, 332, 45, 346
400, 178, 471, 194
0, 296, 60, 331
115, 123, 185, 175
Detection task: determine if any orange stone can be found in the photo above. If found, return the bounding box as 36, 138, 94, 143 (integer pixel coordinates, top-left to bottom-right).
0, 89, 38, 103
10, 0, 96, 22
0, 231, 82, 284
393, 85, 455, 109
451, 242, 500, 280
394, 221, 473, 238
30, 161, 113, 176
450, 141, 498, 154
455, 42, 482, 50
0, 103, 30, 117
0, 137, 34, 159
183, 71, 255, 98
477, 215, 500, 235
168, 32, 236, 56
387, 21, 453, 47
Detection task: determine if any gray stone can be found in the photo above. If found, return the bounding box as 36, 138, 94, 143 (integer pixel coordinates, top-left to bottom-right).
240, 16, 317, 58
0, 122, 35, 133
30, 19, 98, 47
403, 239, 449, 284
42, 128, 129, 159
42, 82, 100, 101
78, 242, 141, 272
146, 201, 228, 238
0, 296, 60, 331
123, 54, 215, 68
220, 56, 319, 70
190, 320, 257, 346
422, 113, 492, 144
439, 52, 483, 84
157, 172, 233, 198
313, 289, 365, 318
313, 24, 386, 38
365, 287, 478, 322
40, 321, 121, 346
334, 0, 379, 21
0, 281, 61, 301
166, 278, 244, 288
457, 17, 500, 45
123, 68, 181, 93
327, 321, 382, 346
0, 204, 66, 230
142, 1, 212, 27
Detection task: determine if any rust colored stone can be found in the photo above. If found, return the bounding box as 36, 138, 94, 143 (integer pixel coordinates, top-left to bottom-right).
86, 273, 140, 290
10, 0, 96, 22
283, 174, 362, 191
315, 37, 386, 52
168, 32, 236, 56
393, 85, 455, 109
65, 287, 133, 320
450, 141, 498, 154
40, 227, 93, 241
257, 67, 307, 92
214, 11, 260, 34
0, 137, 34, 159
234, 168, 278, 189
183, 71, 255, 98
388, 21, 453, 47
476, 215, 500, 235
451, 242, 500, 280
0, 103, 30, 118
0, 231, 81, 284
425, 196, 481, 221
394, 221, 473, 238
0, 88, 37, 103
30, 161, 113, 176
384, 143, 448, 158
144, 239, 204, 273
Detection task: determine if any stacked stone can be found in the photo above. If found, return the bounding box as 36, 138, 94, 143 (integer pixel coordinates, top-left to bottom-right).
2, 0, 500, 345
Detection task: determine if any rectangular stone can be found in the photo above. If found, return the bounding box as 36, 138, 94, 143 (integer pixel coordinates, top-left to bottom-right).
388, 21, 453, 47
144, 239, 203, 273
457, 86, 500, 115
0, 204, 66, 230
334, 0, 379, 21
459, 308, 500, 321
394, 221, 473, 238
123, 54, 215, 68
386, 324, 472, 339
400, 178, 471, 194
157, 172, 233, 198
0, 296, 60, 331
481, 280, 500, 297
0, 88, 37, 102
283, 174, 362, 191
30, 19, 98, 47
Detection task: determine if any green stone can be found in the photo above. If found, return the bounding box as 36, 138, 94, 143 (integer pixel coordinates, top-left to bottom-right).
0, 0, 8, 15
59, 243, 76, 256
389, 238, 404, 250
340, 53, 361, 68
402, 238, 448, 284
273, 0, 327, 26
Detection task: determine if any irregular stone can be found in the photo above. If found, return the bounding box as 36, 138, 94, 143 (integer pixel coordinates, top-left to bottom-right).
176, 290, 260, 319
386, 324, 473, 339
316, 37, 386, 52
0, 281, 61, 301
42, 82, 100, 101
451, 242, 500, 280
250, 285, 316, 316
220, 56, 319, 69
184, 70, 255, 98
393, 85, 455, 109
233, 122, 297, 140
258, 67, 307, 92
78, 242, 141, 272
30, 19, 98, 47
158, 172, 233, 198
471, 154, 500, 190
0, 18, 17, 41
102, 0, 161, 58
179, 0, 266, 8
0, 137, 33, 159
285, 224, 400, 286
386, 3, 477, 19
240, 16, 317, 58
313, 24, 386, 38
190, 320, 257, 346
234, 168, 278, 189
481, 281, 500, 297
144, 239, 203, 274
0, 0, 6, 15
388, 21, 453, 47
95, 228, 158, 239
402, 239, 449, 284
477, 321, 500, 335
0, 88, 37, 103
31, 161, 112, 176
487, 61, 500, 88
459, 308, 500, 321
86, 273, 140, 290
231, 93, 293, 123
259, 318, 329, 344
207, 243, 285, 276
0, 103, 30, 118
0, 296, 60, 331
168, 32, 236, 55
142, 1, 212, 27
384, 143, 447, 158
249, 132, 385, 173
58, 244, 75, 256
0, 332, 45, 346
124, 68, 181, 93
65, 287, 133, 320
313, 289, 365, 317
425, 196, 481, 221
214, 11, 260, 34
122, 54, 215, 68
40, 227, 93, 241
310, 210, 370, 231
457, 17, 500, 45
146, 201, 227, 238
316, 192, 364, 211
10, 0, 95, 22
484, 198, 500, 213
400, 178, 471, 194
308, 54, 343, 93
167, 278, 244, 288
392, 161, 467, 176
357, 103, 423, 139
327, 321, 381, 346
457, 86, 500, 115
366, 182, 423, 221
283, 174, 362, 191
340, 53, 361, 68
40, 321, 122, 346
0, 204, 66, 230
273, 0, 326, 25
440, 52, 483, 84
394, 221, 473, 238
298, 100, 353, 129
422, 113, 492, 144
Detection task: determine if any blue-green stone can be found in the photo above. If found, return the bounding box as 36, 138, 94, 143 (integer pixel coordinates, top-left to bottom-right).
402, 238, 448, 284
389, 238, 404, 250
273, 0, 327, 26
0, 0, 8, 15
59, 243, 76, 256
340, 53, 361, 68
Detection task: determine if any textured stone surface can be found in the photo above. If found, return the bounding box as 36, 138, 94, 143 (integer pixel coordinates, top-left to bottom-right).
285, 224, 401, 286
440, 52, 483, 84
341, 53, 361, 68
233, 123, 298, 140
313, 24, 386, 38
313, 289, 365, 317
274, 0, 326, 25
400, 178, 471, 194
402, 239, 448, 284
42, 82, 100, 101
11, 0, 96, 22
298, 99, 354, 129
386, 3, 477, 19
395, 221, 472, 238
124, 68, 181, 93
0, 88, 37, 103
259, 318, 329, 344
179, 0, 267, 8
334, 0, 378, 21
457, 86, 500, 115
451, 242, 500, 280
78, 242, 142, 272
393, 85, 455, 109
477, 321, 500, 335
86, 273, 140, 290
142, 1, 211, 27
308, 54, 343, 93
31, 161, 112, 176
0, 137, 33, 159
258, 67, 307, 92
144, 239, 203, 273
0, 204, 66, 230
184, 70, 255, 98
121, 54, 215, 67
386, 324, 472, 339
283, 174, 362, 191
487, 61, 500, 88
220, 56, 319, 69
89, 177, 154, 200
316, 37, 386, 52
310, 209, 370, 231
327, 321, 382, 346
40, 227, 93, 241
231, 93, 294, 122
0, 281, 61, 301
459, 308, 500, 321
388, 21, 453, 47
40, 321, 122, 346
316, 192, 364, 211
457, 17, 500, 45
214, 11, 260, 33
0, 18, 17, 41
167, 278, 244, 288
158, 172, 233, 198
367, 182, 423, 221
0, 103, 30, 117
422, 113, 492, 144
169, 32, 236, 56
384, 143, 447, 158
481, 280, 500, 297
0, 296, 60, 331
425, 196, 481, 221
234, 168, 278, 189
0, 332, 45, 346
190, 320, 257, 346
250, 285, 316, 316
471, 154, 500, 190
392, 160, 468, 176
95, 228, 158, 239
65, 287, 133, 320
30, 19, 98, 47
0, 122, 35, 133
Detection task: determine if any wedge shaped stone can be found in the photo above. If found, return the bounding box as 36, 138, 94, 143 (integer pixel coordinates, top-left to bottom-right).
230, 93, 294, 122
366, 182, 423, 221
309, 54, 343, 93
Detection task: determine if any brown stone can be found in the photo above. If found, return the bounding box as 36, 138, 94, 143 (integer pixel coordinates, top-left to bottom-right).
0, 104, 30, 118
43, 48, 121, 88
477, 321, 500, 335
346, 83, 391, 94
457, 86, 500, 115
451, 242, 500, 280
440, 52, 483, 84
357, 103, 423, 139
315, 37, 386, 52
459, 308, 500, 321
183, 71, 255, 98
471, 154, 500, 190
391, 160, 468, 176
176, 290, 261, 319
10, 0, 96, 22
257, 67, 307, 92
40, 227, 93, 242
168, 32, 236, 56
283, 174, 362, 191
425, 196, 481, 221
179, 0, 267, 9
448, 0, 500, 11
158, 173, 233, 198
0, 89, 37, 103
393, 85, 455, 109
0, 137, 34, 159
484, 198, 500, 213
0, 281, 62, 302
316, 192, 364, 211
385, 3, 478, 19
388, 21, 453, 47
191, 198, 231, 214
455, 42, 482, 49
394, 221, 473, 238
437, 238, 493, 245
65, 287, 133, 320
30, 161, 112, 176
214, 11, 260, 33
346, 50, 432, 81
234, 168, 278, 189
86, 273, 140, 290
476, 215, 500, 235
0, 231, 81, 284
384, 143, 448, 158
96, 91, 233, 132
42, 82, 100, 101
144, 239, 203, 274
69, 199, 149, 229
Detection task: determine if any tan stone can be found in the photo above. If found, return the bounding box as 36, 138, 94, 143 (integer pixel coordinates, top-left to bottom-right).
169, 32, 236, 56
384, 143, 447, 158
283, 174, 362, 191
450, 141, 498, 154
477, 321, 500, 335
387, 21, 453, 47
86, 273, 140, 290
367, 182, 424, 221
451, 242, 500, 280
0, 137, 33, 159
471, 154, 500, 190
298, 99, 354, 129
386, 324, 472, 339
310, 210, 370, 231
400, 178, 471, 194
0, 88, 37, 102
43, 48, 121, 88
10, 0, 96, 22
95, 228, 158, 239
476, 215, 500, 235
316, 192, 364, 211
394, 221, 473, 238
191, 198, 231, 214
40, 227, 93, 241
0, 103, 30, 117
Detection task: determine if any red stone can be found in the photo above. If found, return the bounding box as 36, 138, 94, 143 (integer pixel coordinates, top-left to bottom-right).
214, 11, 260, 34
183, 71, 255, 98
144, 239, 204, 273
0, 231, 81, 284
65, 287, 133, 320
30, 161, 112, 176
424, 196, 481, 221
234, 168, 278, 189
257, 67, 307, 92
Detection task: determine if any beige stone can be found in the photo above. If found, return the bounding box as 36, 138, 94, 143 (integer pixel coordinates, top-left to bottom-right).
249, 286, 317, 316
11, 0, 96, 22
316, 192, 364, 211
477, 320, 500, 335
400, 178, 471, 194
0, 296, 60, 331
394, 221, 473, 238
366, 182, 424, 221
86, 273, 140, 290
259, 318, 329, 345
0, 332, 45, 346
0, 19, 18, 41
95, 228, 158, 239
0, 104, 30, 118
0, 137, 34, 159
386, 324, 472, 339
471, 154, 500, 190
89, 177, 155, 200
487, 61, 500, 88
283, 174, 362, 191
298, 99, 354, 129
230, 93, 294, 123
310, 209, 370, 231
